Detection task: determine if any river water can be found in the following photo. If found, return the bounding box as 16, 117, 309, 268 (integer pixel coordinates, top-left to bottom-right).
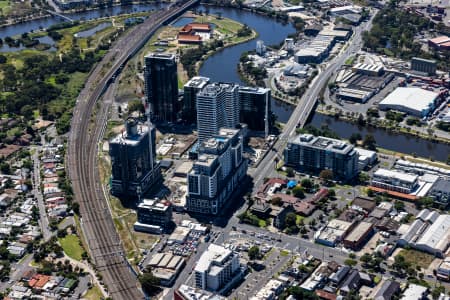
0, 3, 166, 39
1, 3, 449, 161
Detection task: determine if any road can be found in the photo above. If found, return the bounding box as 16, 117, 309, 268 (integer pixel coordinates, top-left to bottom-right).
167, 11, 378, 297
66, 1, 200, 299
31, 146, 52, 242
250, 12, 376, 190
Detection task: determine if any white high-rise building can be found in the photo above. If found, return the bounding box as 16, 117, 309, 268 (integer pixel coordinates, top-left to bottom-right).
194, 244, 241, 292
187, 128, 247, 215
196, 83, 239, 143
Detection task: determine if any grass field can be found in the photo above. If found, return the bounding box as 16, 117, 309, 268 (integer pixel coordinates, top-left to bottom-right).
0, 0, 11, 15
83, 284, 103, 300
59, 234, 85, 261
398, 249, 435, 269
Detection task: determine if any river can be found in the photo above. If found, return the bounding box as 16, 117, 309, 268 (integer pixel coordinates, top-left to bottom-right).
1, 3, 449, 161
0, 3, 166, 39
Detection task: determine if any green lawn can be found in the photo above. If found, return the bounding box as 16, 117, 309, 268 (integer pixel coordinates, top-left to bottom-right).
59, 234, 84, 261
398, 249, 435, 269
83, 284, 103, 300
0, 0, 11, 15
258, 219, 267, 227
280, 249, 290, 256
345, 56, 356, 65
296, 215, 304, 225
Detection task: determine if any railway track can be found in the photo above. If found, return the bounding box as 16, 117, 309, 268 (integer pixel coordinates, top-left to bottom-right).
67, 1, 199, 299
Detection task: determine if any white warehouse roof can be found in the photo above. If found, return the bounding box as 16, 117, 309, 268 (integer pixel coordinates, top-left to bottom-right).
379, 87, 438, 115
374, 169, 418, 184
415, 214, 450, 254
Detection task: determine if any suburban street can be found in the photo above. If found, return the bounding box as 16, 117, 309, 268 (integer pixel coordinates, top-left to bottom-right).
31, 146, 52, 242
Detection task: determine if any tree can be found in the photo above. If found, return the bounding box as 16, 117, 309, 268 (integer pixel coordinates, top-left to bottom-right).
392, 254, 409, 273
139, 271, 160, 295
394, 200, 405, 211
0, 162, 11, 174
20, 104, 34, 120
363, 134, 377, 150
349, 133, 362, 144
360, 253, 372, 266
431, 286, 445, 300
286, 167, 294, 177
359, 172, 370, 184
417, 196, 434, 209
357, 114, 366, 126
237, 24, 252, 37
286, 286, 319, 299
72, 202, 80, 215
287, 286, 318, 299
319, 169, 333, 183
285, 212, 297, 228
344, 259, 357, 267
300, 178, 313, 190
327, 189, 336, 198
248, 246, 260, 260
128, 100, 144, 114
292, 186, 305, 199
0, 54, 6, 64
271, 197, 283, 206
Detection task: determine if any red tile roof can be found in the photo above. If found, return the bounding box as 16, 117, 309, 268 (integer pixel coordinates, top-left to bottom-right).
429, 35, 450, 44
368, 186, 418, 200
177, 34, 202, 43
316, 289, 337, 300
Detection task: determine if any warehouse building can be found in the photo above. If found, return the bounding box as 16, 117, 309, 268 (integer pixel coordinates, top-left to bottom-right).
343, 221, 373, 250
415, 214, 450, 257
352, 63, 384, 76
315, 219, 355, 247
411, 57, 437, 75
371, 169, 419, 194
429, 178, 450, 206
398, 209, 450, 257
428, 35, 450, 51
379, 87, 438, 117
318, 29, 350, 41
147, 252, 186, 286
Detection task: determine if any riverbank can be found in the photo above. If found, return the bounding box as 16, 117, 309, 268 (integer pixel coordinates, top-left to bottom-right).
316, 107, 450, 145
0, 1, 164, 29
194, 28, 258, 76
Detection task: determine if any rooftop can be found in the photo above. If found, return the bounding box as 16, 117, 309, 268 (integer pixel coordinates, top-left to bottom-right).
110, 124, 150, 146
373, 169, 419, 184
195, 244, 232, 273
432, 178, 450, 193
138, 199, 170, 212
429, 35, 450, 44
291, 134, 354, 155
185, 76, 210, 89
416, 214, 450, 251
145, 52, 176, 60
379, 87, 438, 113
345, 221, 373, 242
239, 86, 270, 95
177, 284, 226, 300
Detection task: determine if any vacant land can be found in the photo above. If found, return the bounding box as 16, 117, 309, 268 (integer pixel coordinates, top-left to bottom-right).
59, 234, 85, 261
83, 284, 103, 300
398, 249, 435, 269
